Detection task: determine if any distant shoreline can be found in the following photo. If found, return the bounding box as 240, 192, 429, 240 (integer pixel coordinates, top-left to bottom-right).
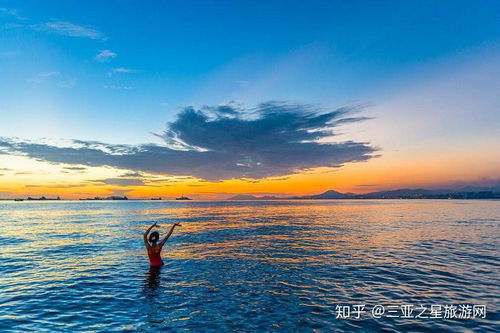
1, 198, 499, 202
2, 186, 499, 202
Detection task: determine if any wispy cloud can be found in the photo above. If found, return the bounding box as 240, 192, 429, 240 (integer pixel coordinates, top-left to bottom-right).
27, 72, 60, 84
0, 8, 27, 20
26, 71, 75, 88
107, 67, 142, 77
26, 78, 43, 84
58, 78, 76, 88
92, 178, 145, 186
39, 71, 60, 77
120, 171, 142, 177
103, 85, 132, 90
24, 184, 86, 189
39, 21, 107, 40
94, 49, 117, 62
0, 102, 376, 181
113, 67, 141, 73
63, 166, 87, 171
236, 79, 250, 87
15, 171, 32, 175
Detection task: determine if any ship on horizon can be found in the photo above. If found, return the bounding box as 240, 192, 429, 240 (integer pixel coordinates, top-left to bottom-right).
27, 196, 61, 201
79, 196, 128, 201
175, 195, 192, 200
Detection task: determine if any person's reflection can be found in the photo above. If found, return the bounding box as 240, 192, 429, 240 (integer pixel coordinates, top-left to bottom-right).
143, 266, 162, 297
141, 266, 165, 327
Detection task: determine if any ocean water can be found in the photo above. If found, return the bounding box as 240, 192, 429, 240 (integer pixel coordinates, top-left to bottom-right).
0, 199, 498, 332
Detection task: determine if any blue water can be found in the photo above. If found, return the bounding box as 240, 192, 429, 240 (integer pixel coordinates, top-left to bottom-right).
0, 200, 498, 331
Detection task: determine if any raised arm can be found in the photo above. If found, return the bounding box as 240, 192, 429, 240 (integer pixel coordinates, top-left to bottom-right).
143, 222, 157, 248
159, 223, 181, 247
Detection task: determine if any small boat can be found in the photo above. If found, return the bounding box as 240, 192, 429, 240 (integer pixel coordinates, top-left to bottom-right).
175, 195, 192, 200
14, 198, 24, 201
151, 197, 162, 200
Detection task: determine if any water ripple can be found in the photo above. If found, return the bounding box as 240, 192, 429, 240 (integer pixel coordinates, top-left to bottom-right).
0, 200, 498, 331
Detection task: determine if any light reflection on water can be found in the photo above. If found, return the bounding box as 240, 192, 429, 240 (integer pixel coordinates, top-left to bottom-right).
0, 200, 499, 331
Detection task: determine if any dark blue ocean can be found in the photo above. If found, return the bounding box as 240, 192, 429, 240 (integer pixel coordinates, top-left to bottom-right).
0, 200, 498, 331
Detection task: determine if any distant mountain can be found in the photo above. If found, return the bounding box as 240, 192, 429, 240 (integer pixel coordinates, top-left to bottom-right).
228, 194, 279, 200
293, 190, 355, 199
229, 194, 259, 200
357, 187, 500, 199
356, 188, 436, 199
226, 185, 500, 200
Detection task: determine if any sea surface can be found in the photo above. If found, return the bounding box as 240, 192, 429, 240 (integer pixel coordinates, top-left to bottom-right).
0, 200, 498, 332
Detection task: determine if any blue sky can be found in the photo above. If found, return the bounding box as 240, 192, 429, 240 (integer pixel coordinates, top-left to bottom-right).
1, 0, 499, 143
0, 1, 499, 197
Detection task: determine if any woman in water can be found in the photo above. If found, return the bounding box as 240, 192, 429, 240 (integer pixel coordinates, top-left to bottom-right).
144, 222, 181, 267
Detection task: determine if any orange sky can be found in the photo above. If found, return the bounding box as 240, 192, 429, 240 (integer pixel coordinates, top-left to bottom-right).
1, 139, 499, 200
1, 52, 499, 200
1, 3, 499, 200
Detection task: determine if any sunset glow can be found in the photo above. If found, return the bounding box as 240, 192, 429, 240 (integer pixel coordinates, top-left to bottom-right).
1, 1, 499, 199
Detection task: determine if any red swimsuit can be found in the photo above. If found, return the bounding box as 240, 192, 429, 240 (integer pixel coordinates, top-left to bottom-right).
148, 247, 164, 267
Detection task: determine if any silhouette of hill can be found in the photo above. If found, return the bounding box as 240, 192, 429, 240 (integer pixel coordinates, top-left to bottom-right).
228, 194, 279, 200
226, 185, 500, 200
292, 190, 355, 199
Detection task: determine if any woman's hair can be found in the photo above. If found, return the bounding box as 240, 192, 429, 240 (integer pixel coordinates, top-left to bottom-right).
149, 231, 159, 243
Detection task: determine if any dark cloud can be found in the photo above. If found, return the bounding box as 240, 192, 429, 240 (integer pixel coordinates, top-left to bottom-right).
120, 171, 142, 177
92, 178, 145, 186
24, 184, 84, 188
268, 176, 290, 181
63, 166, 87, 171
0, 102, 376, 180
